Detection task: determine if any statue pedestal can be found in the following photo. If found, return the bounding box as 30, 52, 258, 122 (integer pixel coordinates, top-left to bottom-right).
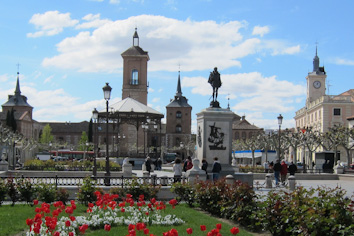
0, 161, 8, 171
186, 158, 206, 182
196, 107, 234, 176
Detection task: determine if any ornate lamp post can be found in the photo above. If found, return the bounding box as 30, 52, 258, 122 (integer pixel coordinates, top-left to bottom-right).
103, 82, 112, 186
277, 114, 283, 161
92, 108, 98, 177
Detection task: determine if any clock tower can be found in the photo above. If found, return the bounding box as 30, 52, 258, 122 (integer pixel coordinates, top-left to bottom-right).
306, 47, 326, 105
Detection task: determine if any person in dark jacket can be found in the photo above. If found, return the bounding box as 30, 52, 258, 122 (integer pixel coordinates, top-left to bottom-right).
145, 156, 152, 173
288, 162, 297, 175
211, 157, 222, 181
273, 159, 281, 186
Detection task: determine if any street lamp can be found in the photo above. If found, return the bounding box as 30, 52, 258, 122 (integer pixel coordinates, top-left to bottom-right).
92, 108, 98, 177
277, 114, 283, 161
103, 82, 112, 186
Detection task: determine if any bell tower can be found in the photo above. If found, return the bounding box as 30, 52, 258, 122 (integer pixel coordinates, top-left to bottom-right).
306, 47, 326, 105
121, 28, 149, 105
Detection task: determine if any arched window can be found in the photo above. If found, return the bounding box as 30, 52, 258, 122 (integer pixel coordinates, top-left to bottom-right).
176, 111, 182, 118
242, 131, 246, 140
176, 125, 182, 133
131, 69, 138, 85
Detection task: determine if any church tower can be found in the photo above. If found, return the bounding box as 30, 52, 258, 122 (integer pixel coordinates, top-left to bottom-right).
121, 28, 149, 105
166, 71, 192, 156
306, 47, 327, 105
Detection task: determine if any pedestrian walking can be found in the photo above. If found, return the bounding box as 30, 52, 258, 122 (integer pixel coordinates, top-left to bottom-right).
288, 161, 297, 176
173, 158, 183, 182
183, 156, 193, 172
145, 156, 152, 173
273, 159, 281, 186
280, 160, 288, 185
211, 157, 222, 181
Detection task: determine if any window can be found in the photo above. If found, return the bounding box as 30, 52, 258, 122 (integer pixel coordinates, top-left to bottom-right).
235, 132, 239, 140
333, 108, 341, 116
176, 111, 182, 118
242, 131, 246, 140
131, 69, 138, 85
176, 125, 182, 133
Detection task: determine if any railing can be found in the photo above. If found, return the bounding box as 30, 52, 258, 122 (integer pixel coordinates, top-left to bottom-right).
1, 175, 186, 189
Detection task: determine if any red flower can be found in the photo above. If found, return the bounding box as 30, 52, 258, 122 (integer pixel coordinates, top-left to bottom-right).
70, 216, 76, 221
216, 223, 222, 230
65, 220, 71, 227
200, 225, 206, 231
128, 224, 136, 230
53, 231, 60, 236
33, 199, 39, 205
104, 224, 111, 231
143, 228, 150, 235
186, 228, 193, 234
121, 207, 126, 212
69, 232, 74, 236
230, 227, 240, 235
26, 218, 33, 227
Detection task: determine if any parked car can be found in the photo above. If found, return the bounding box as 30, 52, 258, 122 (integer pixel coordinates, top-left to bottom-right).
296, 162, 304, 170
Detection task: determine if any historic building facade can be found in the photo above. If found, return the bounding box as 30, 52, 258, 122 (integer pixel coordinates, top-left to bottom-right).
294, 48, 354, 163
165, 71, 192, 159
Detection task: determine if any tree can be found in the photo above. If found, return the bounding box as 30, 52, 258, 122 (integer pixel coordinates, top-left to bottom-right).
242, 135, 262, 167
301, 127, 321, 169
78, 131, 89, 151
40, 124, 54, 144
284, 128, 303, 163
320, 125, 345, 166
337, 126, 354, 165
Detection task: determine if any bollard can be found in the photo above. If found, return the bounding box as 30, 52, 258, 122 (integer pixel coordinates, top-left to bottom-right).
160, 175, 168, 186
143, 171, 150, 184
288, 175, 296, 191
151, 173, 157, 186
225, 175, 235, 185
266, 173, 272, 188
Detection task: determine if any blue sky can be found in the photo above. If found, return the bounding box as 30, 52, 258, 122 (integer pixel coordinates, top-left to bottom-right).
1, 0, 354, 133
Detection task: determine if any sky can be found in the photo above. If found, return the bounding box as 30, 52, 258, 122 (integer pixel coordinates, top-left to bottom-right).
1, 0, 354, 133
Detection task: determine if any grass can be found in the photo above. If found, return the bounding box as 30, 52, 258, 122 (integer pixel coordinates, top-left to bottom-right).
0, 203, 254, 236
0, 203, 88, 236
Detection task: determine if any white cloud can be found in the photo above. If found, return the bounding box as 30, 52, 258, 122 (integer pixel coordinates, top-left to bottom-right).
252, 25, 269, 37
76, 14, 112, 29
44, 75, 54, 84
152, 97, 160, 102
333, 58, 354, 66
109, 0, 120, 4
0, 74, 9, 82
27, 11, 79, 38
184, 71, 305, 117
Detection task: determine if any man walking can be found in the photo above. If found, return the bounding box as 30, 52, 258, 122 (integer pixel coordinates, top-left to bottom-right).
212, 157, 222, 181
273, 159, 281, 186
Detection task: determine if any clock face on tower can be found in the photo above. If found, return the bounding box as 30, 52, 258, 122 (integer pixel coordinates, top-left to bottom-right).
313, 81, 321, 89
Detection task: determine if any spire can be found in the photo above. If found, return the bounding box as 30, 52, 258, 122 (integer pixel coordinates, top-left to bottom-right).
176, 70, 182, 97
133, 27, 139, 47
15, 68, 21, 95
313, 45, 320, 72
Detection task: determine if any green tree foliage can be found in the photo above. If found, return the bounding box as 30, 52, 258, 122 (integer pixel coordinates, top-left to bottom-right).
40, 124, 54, 144
78, 131, 89, 151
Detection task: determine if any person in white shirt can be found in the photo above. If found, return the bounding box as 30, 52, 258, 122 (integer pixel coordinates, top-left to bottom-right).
173, 158, 183, 182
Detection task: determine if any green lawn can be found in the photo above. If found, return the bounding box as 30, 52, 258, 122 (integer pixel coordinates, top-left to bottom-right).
0, 203, 254, 236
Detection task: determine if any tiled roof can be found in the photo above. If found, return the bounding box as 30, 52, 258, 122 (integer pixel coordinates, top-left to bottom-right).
121, 46, 149, 57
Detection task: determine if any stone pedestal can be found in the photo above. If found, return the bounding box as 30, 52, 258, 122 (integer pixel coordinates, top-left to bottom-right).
186, 158, 206, 183
0, 161, 8, 171
122, 162, 132, 177
196, 107, 234, 176
334, 165, 344, 174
